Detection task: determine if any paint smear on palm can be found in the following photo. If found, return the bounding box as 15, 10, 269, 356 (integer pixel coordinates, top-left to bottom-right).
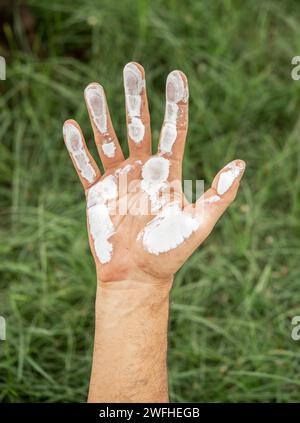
141, 156, 170, 212
85, 84, 116, 158
159, 71, 188, 154
63, 123, 96, 184
87, 175, 117, 264
138, 202, 200, 255
124, 63, 145, 143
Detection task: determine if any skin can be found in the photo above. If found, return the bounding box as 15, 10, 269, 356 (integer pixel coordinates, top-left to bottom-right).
63, 62, 245, 403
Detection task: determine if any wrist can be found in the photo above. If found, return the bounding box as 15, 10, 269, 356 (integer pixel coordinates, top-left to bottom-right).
96, 266, 174, 287
97, 276, 173, 291
95, 278, 172, 319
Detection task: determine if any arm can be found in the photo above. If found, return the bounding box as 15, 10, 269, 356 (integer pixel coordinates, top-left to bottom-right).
62, 62, 245, 403
89, 279, 171, 403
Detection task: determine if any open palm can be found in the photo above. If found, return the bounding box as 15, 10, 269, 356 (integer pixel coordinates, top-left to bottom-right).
63, 63, 245, 283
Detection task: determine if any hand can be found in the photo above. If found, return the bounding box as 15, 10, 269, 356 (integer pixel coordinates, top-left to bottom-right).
63, 62, 245, 284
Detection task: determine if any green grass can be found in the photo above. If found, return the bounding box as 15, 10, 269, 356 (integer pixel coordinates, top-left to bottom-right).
1, 0, 300, 402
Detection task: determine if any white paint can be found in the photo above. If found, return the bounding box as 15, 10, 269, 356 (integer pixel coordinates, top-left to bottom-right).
159, 71, 188, 154
87, 174, 117, 207
87, 175, 117, 264
166, 71, 188, 103
124, 63, 145, 144
85, 84, 107, 133
102, 141, 116, 158
123, 63, 144, 117
160, 123, 177, 153
138, 202, 200, 255
88, 204, 114, 264
63, 123, 96, 183
205, 195, 221, 204
141, 157, 170, 211
217, 162, 243, 195
115, 164, 133, 176
128, 116, 145, 143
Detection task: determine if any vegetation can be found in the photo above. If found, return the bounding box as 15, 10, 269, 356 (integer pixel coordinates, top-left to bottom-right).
0, 0, 300, 402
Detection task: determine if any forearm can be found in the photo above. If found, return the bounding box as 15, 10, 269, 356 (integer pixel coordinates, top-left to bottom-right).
88, 278, 172, 403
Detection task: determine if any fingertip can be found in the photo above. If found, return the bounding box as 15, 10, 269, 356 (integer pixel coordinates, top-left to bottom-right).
123, 62, 145, 78
63, 118, 79, 128
167, 69, 187, 81
234, 159, 246, 173
166, 70, 189, 103
84, 82, 104, 96
123, 62, 145, 98
213, 159, 246, 197
63, 119, 79, 137
63, 118, 76, 127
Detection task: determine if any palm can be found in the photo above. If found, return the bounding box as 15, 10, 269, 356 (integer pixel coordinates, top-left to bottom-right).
63, 63, 245, 283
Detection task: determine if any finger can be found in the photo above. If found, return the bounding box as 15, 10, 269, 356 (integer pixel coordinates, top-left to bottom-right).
63, 119, 101, 189
158, 70, 189, 179
84, 83, 124, 169
123, 62, 151, 156
193, 160, 246, 234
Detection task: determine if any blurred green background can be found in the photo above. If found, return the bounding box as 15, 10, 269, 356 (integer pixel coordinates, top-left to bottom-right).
1, 0, 300, 403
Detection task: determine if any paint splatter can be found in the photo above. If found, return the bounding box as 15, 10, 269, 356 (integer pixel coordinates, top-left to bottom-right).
128, 117, 145, 144
102, 141, 116, 158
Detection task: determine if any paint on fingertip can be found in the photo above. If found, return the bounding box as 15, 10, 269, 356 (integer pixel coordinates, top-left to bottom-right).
123, 63, 144, 116
63, 123, 96, 183
85, 84, 107, 133
87, 175, 117, 264
102, 141, 116, 158
159, 71, 188, 154
137, 202, 199, 255
124, 63, 146, 144
128, 116, 145, 143
141, 157, 170, 211
217, 162, 244, 195
166, 71, 188, 104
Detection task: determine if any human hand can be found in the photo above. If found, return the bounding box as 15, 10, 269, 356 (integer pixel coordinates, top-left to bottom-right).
63, 62, 245, 284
